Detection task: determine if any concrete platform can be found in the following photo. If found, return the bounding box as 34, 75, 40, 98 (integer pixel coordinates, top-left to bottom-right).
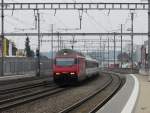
0, 74, 35, 82
0, 73, 52, 86
0, 70, 52, 82
134, 74, 150, 113
139, 69, 149, 76
97, 74, 139, 113
0, 74, 53, 91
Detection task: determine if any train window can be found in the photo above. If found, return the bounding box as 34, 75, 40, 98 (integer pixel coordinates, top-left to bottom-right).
54, 59, 56, 64
56, 58, 75, 66
85, 61, 99, 68
74, 58, 78, 64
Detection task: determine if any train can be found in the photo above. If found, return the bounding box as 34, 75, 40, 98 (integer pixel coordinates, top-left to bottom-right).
53, 49, 99, 85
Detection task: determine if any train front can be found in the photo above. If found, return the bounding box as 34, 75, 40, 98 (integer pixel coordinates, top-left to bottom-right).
53, 54, 79, 84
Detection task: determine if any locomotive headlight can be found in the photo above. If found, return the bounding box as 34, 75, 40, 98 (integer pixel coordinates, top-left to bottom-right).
70, 72, 75, 75
55, 73, 60, 75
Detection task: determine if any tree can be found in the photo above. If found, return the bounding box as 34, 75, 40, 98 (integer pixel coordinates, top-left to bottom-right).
25, 37, 34, 57
30, 50, 35, 57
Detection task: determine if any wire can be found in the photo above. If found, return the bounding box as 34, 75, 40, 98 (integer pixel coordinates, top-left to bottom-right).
55, 16, 68, 29
5, 11, 53, 32
5, 14, 33, 26
85, 11, 109, 32
104, 10, 113, 32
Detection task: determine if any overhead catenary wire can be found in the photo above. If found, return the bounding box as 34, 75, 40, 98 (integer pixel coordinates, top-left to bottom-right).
85, 11, 110, 32
4, 12, 52, 32
0, 0, 147, 48
4, 14, 37, 31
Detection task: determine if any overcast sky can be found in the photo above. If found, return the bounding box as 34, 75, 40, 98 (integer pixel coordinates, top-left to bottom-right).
0, 0, 149, 52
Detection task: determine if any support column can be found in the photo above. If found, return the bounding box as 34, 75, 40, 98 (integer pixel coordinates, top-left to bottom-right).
51, 24, 54, 72
114, 32, 116, 68
103, 43, 105, 68
99, 36, 102, 65
71, 36, 75, 50
121, 24, 123, 68
37, 10, 40, 76
57, 32, 60, 51
1, 0, 4, 76
108, 38, 110, 68
131, 12, 134, 73
148, 0, 150, 81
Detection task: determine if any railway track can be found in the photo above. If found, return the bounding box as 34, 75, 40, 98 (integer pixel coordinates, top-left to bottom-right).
0, 79, 66, 111
59, 73, 122, 113
0, 81, 53, 95
0, 72, 123, 113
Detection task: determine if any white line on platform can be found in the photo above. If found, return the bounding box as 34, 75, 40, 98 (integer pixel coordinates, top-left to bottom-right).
121, 74, 139, 113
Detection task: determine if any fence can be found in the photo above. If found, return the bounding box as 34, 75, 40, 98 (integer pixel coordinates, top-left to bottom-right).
0, 57, 52, 76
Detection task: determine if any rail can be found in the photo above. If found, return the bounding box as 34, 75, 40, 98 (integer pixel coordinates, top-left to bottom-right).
0, 81, 67, 111
59, 72, 122, 113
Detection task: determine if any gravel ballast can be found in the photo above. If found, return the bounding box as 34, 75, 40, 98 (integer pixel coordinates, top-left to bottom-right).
2, 74, 111, 113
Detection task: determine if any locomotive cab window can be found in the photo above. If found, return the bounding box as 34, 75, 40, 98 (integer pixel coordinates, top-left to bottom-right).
55, 58, 76, 66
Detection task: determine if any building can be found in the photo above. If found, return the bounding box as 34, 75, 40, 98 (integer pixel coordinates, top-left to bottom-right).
140, 40, 148, 69
16, 49, 26, 57
0, 37, 18, 57
123, 43, 142, 62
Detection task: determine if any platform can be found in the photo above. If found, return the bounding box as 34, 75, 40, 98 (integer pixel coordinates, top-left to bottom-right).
0, 70, 52, 82
0, 74, 53, 92
0, 74, 35, 82
97, 74, 139, 113
0, 73, 52, 87
96, 73, 150, 113
134, 74, 150, 113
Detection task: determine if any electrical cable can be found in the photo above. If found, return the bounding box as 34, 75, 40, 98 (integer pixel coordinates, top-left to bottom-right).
85, 11, 109, 32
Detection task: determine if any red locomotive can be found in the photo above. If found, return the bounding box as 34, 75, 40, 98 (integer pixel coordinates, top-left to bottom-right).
53, 49, 99, 85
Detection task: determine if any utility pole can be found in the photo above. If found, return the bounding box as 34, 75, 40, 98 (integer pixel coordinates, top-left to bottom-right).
79, 10, 83, 29
148, 0, 150, 81
103, 43, 105, 68
99, 36, 102, 65
114, 32, 116, 68
80, 17, 82, 29
37, 10, 40, 76
62, 40, 64, 49
51, 24, 54, 71
84, 40, 86, 52
108, 38, 109, 68
121, 24, 123, 68
131, 12, 134, 73
1, 0, 4, 76
57, 32, 60, 51
71, 36, 75, 50
60, 36, 62, 49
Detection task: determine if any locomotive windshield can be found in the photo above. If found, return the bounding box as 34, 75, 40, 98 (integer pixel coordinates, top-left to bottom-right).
55, 58, 76, 66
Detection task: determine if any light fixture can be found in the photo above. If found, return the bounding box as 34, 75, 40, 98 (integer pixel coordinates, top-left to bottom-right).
56, 73, 60, 75
70, 72, 75, 75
